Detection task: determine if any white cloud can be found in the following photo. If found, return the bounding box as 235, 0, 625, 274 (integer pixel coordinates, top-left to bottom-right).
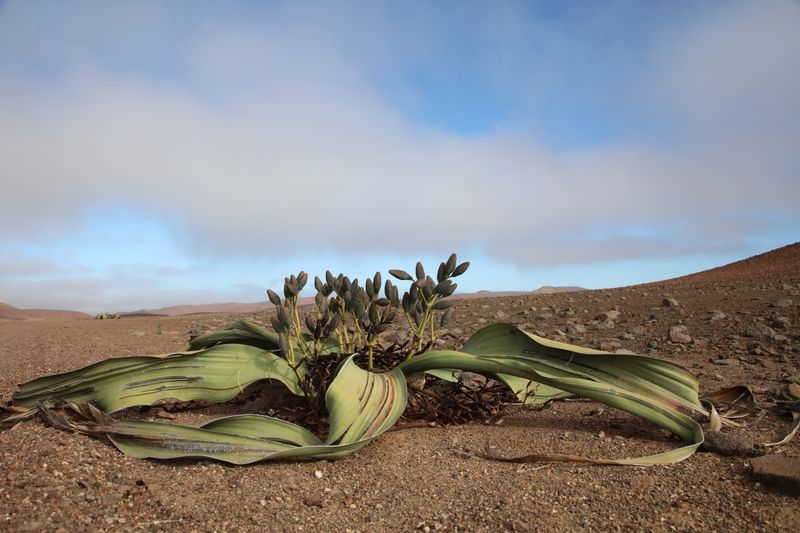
0, 271, 265, 314
0, 0, 797, 276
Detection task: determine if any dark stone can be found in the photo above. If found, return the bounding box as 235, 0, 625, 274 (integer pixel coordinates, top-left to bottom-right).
750, 455, 800, 496
701, 431, 764, 457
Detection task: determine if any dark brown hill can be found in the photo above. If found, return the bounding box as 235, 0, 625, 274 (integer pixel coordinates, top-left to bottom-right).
0, 302, 90, 320
660, 242, 800, 285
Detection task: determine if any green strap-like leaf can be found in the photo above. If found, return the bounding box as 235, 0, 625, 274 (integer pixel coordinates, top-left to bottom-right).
325, 357, 408, 445
13, 344, 303, 412
200, 415, 322, 446
186, 320, 280, 351
425, 369, 460, 382
399, 324, 706, 465
464, 324, 703, 413
495, 374, 572, 404
36, 356, 408, 464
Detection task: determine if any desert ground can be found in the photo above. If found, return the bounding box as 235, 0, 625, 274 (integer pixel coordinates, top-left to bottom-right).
1, 244, 799, 532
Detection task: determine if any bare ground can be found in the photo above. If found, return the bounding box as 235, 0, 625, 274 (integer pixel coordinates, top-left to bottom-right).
1, 250, 799, 532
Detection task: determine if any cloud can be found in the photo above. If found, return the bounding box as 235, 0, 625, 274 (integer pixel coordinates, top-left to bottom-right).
0, 0, 797, 275
0, 256, 72, 278
0, 273, 264, 314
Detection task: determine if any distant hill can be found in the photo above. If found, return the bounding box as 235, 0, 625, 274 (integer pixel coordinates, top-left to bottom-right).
128, 301, 273, 316
133, 291, 544, 314
531, 286, 586, 294
660, 242, 800, 285
451, 290, 529, 300
0, 302, 90, 320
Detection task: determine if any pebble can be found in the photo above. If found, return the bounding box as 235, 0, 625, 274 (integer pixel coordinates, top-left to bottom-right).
709, 311, 726, 322
567, 324, 587, 335
596, 310, 621, 321
304, 495, 324, 507
662, 297, 680, 307
669, 325, 692, 343
744, 322, 787, 343
770, 316, 791, 330
750, 456, 800, 496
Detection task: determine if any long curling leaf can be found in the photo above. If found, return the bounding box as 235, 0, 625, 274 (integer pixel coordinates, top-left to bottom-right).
34, 356, 408, 464
496, 374, 573, 405
399, 324, 706, 465
464, 324, 704, 413
13, 344, 303, 412
186, 319, 279, 351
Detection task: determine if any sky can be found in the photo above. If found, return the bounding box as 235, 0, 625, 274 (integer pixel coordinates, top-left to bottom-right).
1, 0, 799, 314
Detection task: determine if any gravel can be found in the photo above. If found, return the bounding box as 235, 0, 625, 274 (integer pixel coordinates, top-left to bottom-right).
1, 253, 799, 531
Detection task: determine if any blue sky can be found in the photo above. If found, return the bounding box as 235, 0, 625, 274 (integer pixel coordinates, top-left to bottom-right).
1, 1, 798, 313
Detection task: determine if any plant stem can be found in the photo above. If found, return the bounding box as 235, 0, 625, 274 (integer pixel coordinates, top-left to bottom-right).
413, 294, 439, 354
351, 312, 365, 347
338, 304, 351, 351
290, 298, 312, 357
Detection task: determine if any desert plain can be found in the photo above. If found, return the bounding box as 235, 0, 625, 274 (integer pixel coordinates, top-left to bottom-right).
1, 244, 799, 532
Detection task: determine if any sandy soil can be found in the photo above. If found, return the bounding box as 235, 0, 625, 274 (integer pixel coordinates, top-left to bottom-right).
1, 247, 799, 532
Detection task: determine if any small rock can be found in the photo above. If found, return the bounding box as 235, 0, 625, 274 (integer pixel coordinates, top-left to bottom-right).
596, 310, 621, 321
662, 297, 680, 307
630, 326, 646, 336
599, 341, 621, 351
702, 431, 765, 457
669, 325, 692, 343
744, 322, 787, 343
771, 316, 791, 330
155, 410, 176, 420
567, 324, 587, 335
495, 311, 508, 320
774, 298, 794, 308
188, 324, 205, 340
750, 455, 800, 496
709, 311, 727, 322
788, 383, 800, 399
713, 358, 738, 366
313, 470, 323, 479
304, 495, 324, 507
